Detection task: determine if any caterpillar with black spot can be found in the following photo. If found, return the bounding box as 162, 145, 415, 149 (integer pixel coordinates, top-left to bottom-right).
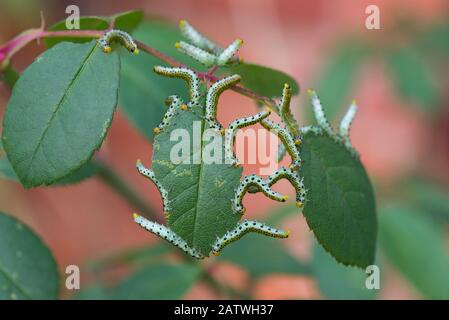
153, 95, 183, 135
211, 219, 289, 255
175, 41, 217, 67
133, 213, 204, 259
267, 167, 306, 208
178, 20, 242, 66
98, 29, 139, 55
136, 160, 171, 215
225, 109, 271, 166
206, 75, 241, 134
260, 119, 301, 169
179, 20, 221, 54
233, 174, 288, 214
339, 100, 358, 156
176, 39, 243, 67
153, 66, 201, 105
307, 89, 335, 137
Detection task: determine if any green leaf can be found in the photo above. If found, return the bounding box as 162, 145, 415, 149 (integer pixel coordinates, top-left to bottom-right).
379, 204, 449, 299
224, 63, 299, 97
113, 263, 200, 299
44, 17, 108, 48
2, 41, 120, 188
152, 107, 242, 256
0, 212, 59, 299
416, 22, 449, 58
119, 20, 208, 140
1, 140, 97, 185
312, 242, 377, 300
312, 45, 365, 121
53, 161, 98, 185
219, 233, 310, 277
110, 10, 144, 32
299, 132, 377, 268
387, 47, 440, 112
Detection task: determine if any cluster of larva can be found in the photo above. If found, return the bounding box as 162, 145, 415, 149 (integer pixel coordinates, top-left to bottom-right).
133, 65, 310, 257
136, 160, 171, 216
211, 219, 290, 255
224, 109, 271, 166
179, 20, 220, 54
133, 214, 204, 259
307, 89, 359, 157
232, 174, 288, 215
177, 20, 243, 67
98, 29, 139, 54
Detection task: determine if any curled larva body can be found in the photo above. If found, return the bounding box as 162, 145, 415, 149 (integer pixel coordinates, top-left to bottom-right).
175, 41, 217, 67
206, 75, 241, 132
233, 174, 287, 214
260, 119, 301, 169
225, 110, 271, 166
133, 214, 204, 259
153, 66, 201, 104
179, 20, 220, 54
278, 83, 300, 137
136, 160, 171, 214
98, 29, 139, 54
211, 219, 289, 255
268, 167, 306, 207
217, 39, 243, 66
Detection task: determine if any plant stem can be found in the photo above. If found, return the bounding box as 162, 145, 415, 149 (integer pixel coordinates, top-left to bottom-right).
94, 159, 162, 223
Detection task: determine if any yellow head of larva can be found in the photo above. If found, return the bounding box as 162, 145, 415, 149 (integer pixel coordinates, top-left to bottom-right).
175, 42, 181, 49
132, 213, 139, 220
153, 127, 161, 134
103, 46, 112, 54
179, 20, 187, 30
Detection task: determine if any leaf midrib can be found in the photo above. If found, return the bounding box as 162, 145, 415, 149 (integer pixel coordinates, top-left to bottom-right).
24, 43, 97, 181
